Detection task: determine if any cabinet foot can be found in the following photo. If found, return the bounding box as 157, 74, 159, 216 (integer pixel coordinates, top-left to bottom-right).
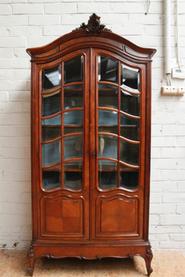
26, 245, 35, 276
143, 246, 153, 276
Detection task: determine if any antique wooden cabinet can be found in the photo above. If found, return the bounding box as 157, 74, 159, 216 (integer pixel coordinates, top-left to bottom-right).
26, 14, 156, 276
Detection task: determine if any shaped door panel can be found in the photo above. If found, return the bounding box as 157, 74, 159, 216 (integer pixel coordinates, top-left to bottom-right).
40, 195, 88, 239
95, 195, 140, 238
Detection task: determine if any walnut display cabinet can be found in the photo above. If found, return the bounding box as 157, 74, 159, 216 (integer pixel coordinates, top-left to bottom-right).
26, 14, 156, 276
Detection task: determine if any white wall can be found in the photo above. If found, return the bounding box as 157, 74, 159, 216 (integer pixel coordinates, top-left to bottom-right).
0, 0, 185, 251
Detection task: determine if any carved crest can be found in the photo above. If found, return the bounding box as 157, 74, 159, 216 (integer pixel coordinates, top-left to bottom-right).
75, 13, 111, 33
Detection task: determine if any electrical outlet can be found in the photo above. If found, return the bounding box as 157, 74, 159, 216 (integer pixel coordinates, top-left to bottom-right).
178, 87, 185, 95
172, 67, 185, 79
161, 86, 184, 96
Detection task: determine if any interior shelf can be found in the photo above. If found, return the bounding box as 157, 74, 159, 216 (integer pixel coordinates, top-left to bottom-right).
99, 167, 139, 172
99, 125, 137, 128
42, 167, 83, 172
42, 167, 138, 173
42, 125, 83, 128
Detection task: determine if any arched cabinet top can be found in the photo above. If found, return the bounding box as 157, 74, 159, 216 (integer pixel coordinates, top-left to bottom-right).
26, 13, 156, 63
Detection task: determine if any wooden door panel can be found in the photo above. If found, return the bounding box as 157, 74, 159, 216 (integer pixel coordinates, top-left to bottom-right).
95, 194, 140, 238
40, 195, 87, 239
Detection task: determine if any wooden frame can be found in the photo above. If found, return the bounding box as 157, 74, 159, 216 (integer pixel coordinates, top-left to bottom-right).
26, 14, 156, 276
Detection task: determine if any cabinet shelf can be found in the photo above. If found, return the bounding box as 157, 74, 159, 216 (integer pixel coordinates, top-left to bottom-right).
42, 125, 60, 128
99, 166, 139, 172
42, 166, 83, 172
99, 125, 137, 128
42, 125, 82, 127
42, 125, 82, 129
64, 124, 83, 128
42, 167, 138, 173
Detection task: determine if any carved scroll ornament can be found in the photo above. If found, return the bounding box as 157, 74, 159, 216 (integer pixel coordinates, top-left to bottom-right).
75, 13, 111, 33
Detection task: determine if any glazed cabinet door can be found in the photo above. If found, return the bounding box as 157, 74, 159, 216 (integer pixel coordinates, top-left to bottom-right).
90, 50, 145, 240
39, 50, 90, 240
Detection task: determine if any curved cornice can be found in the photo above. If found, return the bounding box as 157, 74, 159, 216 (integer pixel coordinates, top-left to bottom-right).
26, 13, 156, 62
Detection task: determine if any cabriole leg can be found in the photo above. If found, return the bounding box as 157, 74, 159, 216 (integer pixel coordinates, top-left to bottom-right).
143, 246, 153, 276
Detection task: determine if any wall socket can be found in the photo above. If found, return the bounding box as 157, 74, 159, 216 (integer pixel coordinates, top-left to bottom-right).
172, 67, 185, 79
161, 86, 185, 96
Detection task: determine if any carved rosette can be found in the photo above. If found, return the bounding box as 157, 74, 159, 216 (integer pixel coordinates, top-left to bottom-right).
74, 13, 111, 34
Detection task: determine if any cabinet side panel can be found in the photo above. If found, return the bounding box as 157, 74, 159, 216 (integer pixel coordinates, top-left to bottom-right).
31, 62, 40, 241
143, 62, 152, 240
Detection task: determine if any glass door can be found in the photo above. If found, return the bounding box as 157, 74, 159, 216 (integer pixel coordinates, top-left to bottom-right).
92, 51, 144, 239
98, 56, 140, 190
40, 51, 89, 239
42, 65, 61, 190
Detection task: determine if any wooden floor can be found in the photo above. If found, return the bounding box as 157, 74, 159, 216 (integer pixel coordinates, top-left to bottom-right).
0, 250, 185, 276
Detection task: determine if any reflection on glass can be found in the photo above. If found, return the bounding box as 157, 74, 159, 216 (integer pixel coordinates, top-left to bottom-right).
64, 161, 82, 190
98, 84, 118, 108
42, 141, 60, 166
120, 114, 139, 141
98, 110, 118, 126
64, 85, 83, 109
42, 115, 61, 126
64, 111, 83, 125
42, 171, 60, 190
98, 160, 117, 189
98, 56, 118, 83
99, 135, 117, 159
99, 126, 118, 134
64, 127, 82, 134
42, 66, 61, 90
42, 126, 60, 141
121, 90, 140, 116
64, 135, 82, 159
120, 167, 138, 189
42, 92, 60, 116
120, 139, 139, 165
121, 65, 140, 91
64, 56, 83, 83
